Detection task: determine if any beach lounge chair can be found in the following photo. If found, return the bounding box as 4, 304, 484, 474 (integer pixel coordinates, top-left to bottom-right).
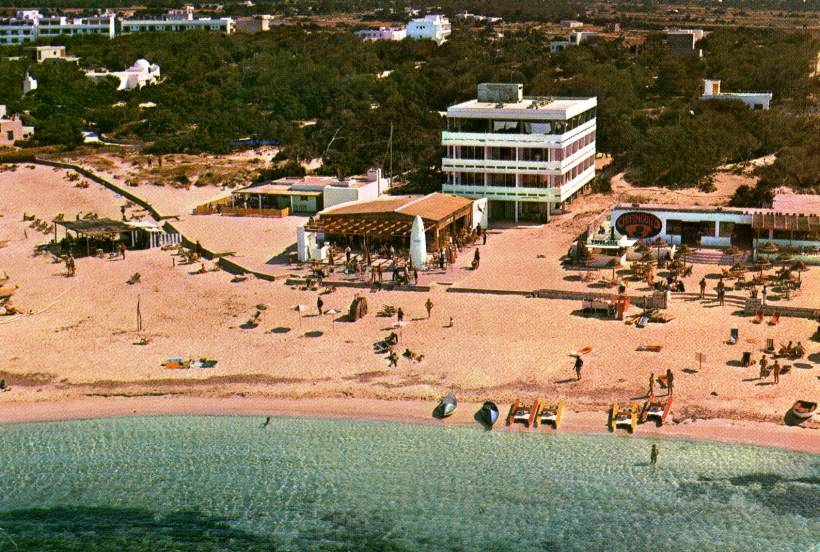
741, 352, 752, 367
728, 328, 738, 345
766, 338, 775, 353
638, 344, 663, 352
753, 310, 764, 324
507, 399, 539, 428
768, 312, 781, 326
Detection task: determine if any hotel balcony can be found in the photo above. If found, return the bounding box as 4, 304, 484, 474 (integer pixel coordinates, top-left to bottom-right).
441, 143, 596, 175
442, 166, 595, 204
441, 119, 595, 148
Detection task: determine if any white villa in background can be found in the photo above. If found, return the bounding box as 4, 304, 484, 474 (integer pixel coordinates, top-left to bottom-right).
0, 105, 34, 147
0, 11, 115, 44
701, 79, 772, 111
666, 28, 705, 57
407, 15, 451, 44
560, 20, 585, 29
31, 45, 79, 63
454, 12, 502, 24
356, 26, 407, 41
441, 83, 597, 222
86, 59, 161, 91
550, 30, 598, 54
22, 72, 37, 95
121, 5, 234, 34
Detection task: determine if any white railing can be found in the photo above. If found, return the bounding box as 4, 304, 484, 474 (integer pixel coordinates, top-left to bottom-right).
442, 183, 562, 203
441, 158, 561, 173
442, 120, 595, 147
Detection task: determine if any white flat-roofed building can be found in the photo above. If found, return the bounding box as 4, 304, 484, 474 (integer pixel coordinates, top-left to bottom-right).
0, 13, 114, 44
550, 30, 598, 54
442, 83, 597, 222
701, 79, 772, 111
122, 7, 234, 34
86, 59, 161, 91
407, 15, 451, 45
356, 26, 407, 41
610, 195, 820, 256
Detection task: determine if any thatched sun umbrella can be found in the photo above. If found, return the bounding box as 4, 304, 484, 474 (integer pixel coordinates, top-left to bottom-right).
758, 241, 780, 255
650, 237, 668, 262
725, 245, 742, 266
634, 240, 650, 254
676, 243, 692, 268
790, 260, 808, 272
606, 257, 620, 280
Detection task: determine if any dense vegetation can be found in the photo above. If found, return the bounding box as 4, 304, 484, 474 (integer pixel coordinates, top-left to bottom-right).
0, 22, 817, 197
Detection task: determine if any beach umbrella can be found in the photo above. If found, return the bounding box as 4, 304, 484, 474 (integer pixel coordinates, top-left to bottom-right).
650, 237, 668, 262
790, 260, 808, 272
676, 243, 692, 268
606, 257, 620, 279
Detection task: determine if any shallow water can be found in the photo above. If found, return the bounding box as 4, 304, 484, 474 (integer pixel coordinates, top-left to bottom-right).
0, 416, 817, 551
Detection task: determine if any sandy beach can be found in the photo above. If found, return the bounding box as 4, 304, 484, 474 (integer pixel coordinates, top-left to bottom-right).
1, 163, 817, 454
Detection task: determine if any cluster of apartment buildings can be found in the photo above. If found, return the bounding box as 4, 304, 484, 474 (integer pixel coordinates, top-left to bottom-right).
356, 15, 451, 45
0, 6, 233, 45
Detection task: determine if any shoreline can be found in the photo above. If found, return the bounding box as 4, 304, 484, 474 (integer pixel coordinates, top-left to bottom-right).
1, 396, 817, 454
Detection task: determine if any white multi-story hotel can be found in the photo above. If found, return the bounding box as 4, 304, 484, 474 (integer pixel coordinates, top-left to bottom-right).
441, 83, 597, 222
407, 15, 451, 45
121, 6, 234, 34
0, 11, 115, 45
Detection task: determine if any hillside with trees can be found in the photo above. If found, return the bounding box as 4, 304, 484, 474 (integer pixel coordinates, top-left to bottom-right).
0, 23, 816, 198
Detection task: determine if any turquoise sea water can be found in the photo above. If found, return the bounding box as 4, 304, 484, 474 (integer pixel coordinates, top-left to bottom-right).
0, 416, 817, 551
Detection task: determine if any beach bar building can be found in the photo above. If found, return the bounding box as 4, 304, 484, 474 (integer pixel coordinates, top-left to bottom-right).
300, 193, 475, 260
214, 169, 390, 217
441, 83, 597, 223
53, 218, 178, 256
610, 194, 820, 259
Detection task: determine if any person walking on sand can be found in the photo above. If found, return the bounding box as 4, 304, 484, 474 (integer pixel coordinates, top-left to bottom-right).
413, 268, 419, 285
316, 296, 324, 316
772, 359, 781, 384
718, 287, 725, 306
574, 355, 584, 381
648, 372, 655, 398
759, 354, 768, 380
388, 349, 399, 368
483, 228, 487, 245
650, 444, 659, 466
699, 277, 706, 299
397, 307, 404, 324
761, 284, 768, 306
425, 297, 433, 319
666, 369, 674, 395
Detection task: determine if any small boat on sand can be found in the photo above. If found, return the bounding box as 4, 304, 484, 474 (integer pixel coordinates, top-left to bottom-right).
534, 400, 565, 430
434, 391, 457, 418
477, 401, 500, 428
786, 401, 816, 425
610, 402, 638, 433
640, 396, 673, 426
506, 399, 539, 427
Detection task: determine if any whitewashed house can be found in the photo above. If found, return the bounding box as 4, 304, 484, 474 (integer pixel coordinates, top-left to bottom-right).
700, 79, 772, 111
407, 15, 451, 45
86, 59, 161, 91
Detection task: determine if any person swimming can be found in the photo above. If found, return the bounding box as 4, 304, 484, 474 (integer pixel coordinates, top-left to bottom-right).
262, 417, 271, 428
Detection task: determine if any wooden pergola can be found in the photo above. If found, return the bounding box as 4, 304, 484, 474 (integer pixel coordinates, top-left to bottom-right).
304, 193, 474, 251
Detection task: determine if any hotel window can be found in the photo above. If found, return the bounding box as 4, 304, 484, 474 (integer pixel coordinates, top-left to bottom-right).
718, 222, 735, 238
459, 146, 483, 160
773, 230, 792, 240
489, 173, 515, 187
666, 220, 682, 235
491, 120, 521, 133
459, 172, 483, 186
489, 147, 514, 161
701, 221, 716, 236
521, 148, 548, 162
